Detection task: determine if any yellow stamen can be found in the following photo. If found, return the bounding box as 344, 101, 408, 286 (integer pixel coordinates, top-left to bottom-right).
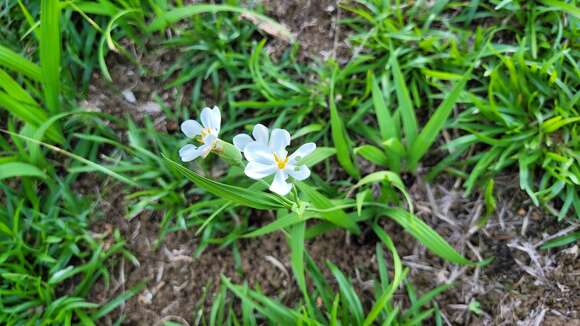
273, 153, 289, 169
198, 128, 213, 143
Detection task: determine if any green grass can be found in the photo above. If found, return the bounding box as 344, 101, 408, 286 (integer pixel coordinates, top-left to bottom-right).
0, 0, 578, 324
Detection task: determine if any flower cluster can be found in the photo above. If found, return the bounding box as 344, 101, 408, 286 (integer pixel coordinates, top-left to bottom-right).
179, 107, 315, 196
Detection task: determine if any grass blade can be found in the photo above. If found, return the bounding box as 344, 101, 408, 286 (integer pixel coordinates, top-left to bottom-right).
147, 4, 292, 41
329, 66, 360, 178
327, 261, 364, 325
364, 225, 405, 326
382, 207, 475, 265
40, 0, 61, 113
91, 283, 145, 320
0, 45, 41, 81
371, 73, 396, 140
0, 162, 47, 180
296, 181, 360, 233
408, 70, 470, 171
164, 156, 290, 210
391, 54, 418, 146
540, 0, 580, 18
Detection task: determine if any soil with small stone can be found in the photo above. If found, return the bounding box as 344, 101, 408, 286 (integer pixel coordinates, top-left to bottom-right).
81, 2, 580, 325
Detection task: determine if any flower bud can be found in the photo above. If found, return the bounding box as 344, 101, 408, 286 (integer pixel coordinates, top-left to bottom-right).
214, 139, 243, 166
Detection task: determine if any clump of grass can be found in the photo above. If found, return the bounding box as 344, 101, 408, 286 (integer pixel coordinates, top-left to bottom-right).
213, 233, 449, 325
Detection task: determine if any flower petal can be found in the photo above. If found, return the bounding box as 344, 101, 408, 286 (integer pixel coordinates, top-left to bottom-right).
252, 124, 269, 145
200, 106, 221, 131
199, 142, 213, 158
270, 129, 291, 153
210, 106, 221, 132
289, 142, 316, 163
233, 133, 253, 152
179, 144, 204, 162
244, 143, 275, 165
181, 120, 203, 138
244, 161, 277, 180
270, 170, 292, 196
286, 164, 311, 181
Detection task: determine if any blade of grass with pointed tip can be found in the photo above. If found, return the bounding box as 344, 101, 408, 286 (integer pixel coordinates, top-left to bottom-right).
329, 66, 360, 178
371, 73, 396, 140
0, 129, 139, 187
354, 145, 389, 166
0, 45, 41, 81
147, 4, 291, 41
402, 283, 451, 320
289, 221, 313, 316
391, 54, 418, 146
164, 156, 290, 210
296, 181, 360, 233
91, 283, 145, 320
327, 261, 364, 325
382, 207, 474, 265
364, 225, 405, 326
0, 162, 47, 180
40, 0, 61, 114
540, 0, 580, 18
243, 212, 316, 238
222, 277, 298, 324
408, 70, 470, 171
298, 147, 336, 167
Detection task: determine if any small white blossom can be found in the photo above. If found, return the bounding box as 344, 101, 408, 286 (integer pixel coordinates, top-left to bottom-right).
243, 129, 315, 196
179, 106, 221, 162
233, 124, 276, 152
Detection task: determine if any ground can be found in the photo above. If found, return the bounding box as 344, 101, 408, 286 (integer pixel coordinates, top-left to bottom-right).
81, 2, 580, 325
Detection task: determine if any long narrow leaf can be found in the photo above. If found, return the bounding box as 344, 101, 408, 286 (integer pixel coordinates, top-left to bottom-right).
164, 156, 290, 210
297, 181, 360, 233
408, 71, 470, 170
329, 66, 360, 178
382, 207, 475, 265
0, 45, 41, 81
40, 0, 61, 113
391, 54, 418, 145
0, 162, 47, 180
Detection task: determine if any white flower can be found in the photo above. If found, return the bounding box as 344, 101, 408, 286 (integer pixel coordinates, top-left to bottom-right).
232, 124, 272, 152
243, 129, 316, 196
179, 106, 221, 162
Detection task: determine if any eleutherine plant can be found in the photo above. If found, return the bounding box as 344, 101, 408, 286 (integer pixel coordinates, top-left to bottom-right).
178, 106, 316, 196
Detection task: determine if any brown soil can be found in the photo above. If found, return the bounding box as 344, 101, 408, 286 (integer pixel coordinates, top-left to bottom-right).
81, 2, 580, 325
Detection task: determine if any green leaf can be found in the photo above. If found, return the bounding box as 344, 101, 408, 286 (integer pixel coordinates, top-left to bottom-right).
147, 4, 292, 41
364, 225, 405, 326
327, 261, 364, 325
298, 147, 336, 167
352, 171, 413, 212
408, 70, 470, 171
391, 54, 418, 146
540, 0, 580, 18
540, 231, 580, 250
371, 73, 396, 140
222, 277, 299, 324
288, 222, 309, 307
164, 155, 290, 210
296, 182, 360, 233
402, 283, 451, 320
2, 128, 137, 187
382, 208, 475, 265
0, 44, 41, 81
0, 162, 47, 180
92, 283, 146, 320
40, 0, 61, 113
354, 145, 389, 166
243, 212, 315, 238
329, 66, 360, 178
